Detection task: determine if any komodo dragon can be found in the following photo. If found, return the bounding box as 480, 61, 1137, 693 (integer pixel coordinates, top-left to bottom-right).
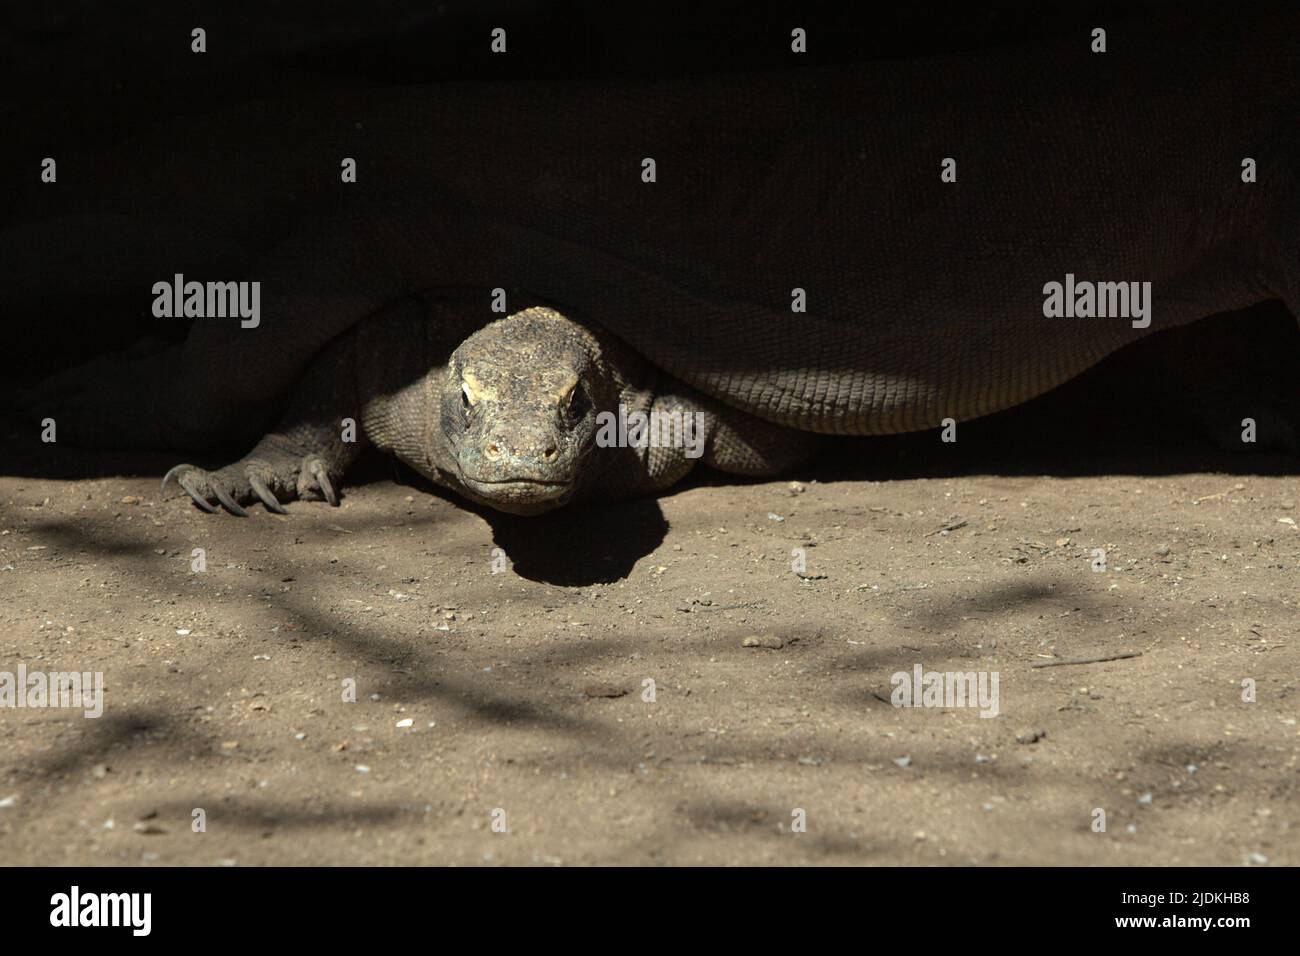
12, 7, 1300, 516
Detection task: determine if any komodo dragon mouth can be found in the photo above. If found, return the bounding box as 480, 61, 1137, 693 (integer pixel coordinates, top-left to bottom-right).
456, 475, 578, 515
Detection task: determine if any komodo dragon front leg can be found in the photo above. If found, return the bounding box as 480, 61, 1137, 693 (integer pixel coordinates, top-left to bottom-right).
161, 316, 372, 516
164, 301, 821, 516
159, 294, 445, 515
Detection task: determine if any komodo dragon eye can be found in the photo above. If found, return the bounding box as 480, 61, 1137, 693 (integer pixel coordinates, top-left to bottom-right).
458, 381, 477, 426
563, 383, 590, 419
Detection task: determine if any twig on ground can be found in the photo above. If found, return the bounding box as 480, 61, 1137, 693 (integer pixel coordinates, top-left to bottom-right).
1032, 651, 1143, 668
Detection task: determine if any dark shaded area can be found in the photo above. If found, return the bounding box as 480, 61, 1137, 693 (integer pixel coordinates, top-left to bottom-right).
798, 305, 1300, 483
0, 0, 1252, 375
13, 708, 197, 780
134, 797, 416, 833
481, 498, 669, 585
0, 1, 1207, 94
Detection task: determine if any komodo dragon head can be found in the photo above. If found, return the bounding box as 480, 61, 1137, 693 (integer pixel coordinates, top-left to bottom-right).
438, 307, 627, 516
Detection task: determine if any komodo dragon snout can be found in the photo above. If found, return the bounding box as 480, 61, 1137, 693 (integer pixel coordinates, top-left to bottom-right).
439, 308, 616, 515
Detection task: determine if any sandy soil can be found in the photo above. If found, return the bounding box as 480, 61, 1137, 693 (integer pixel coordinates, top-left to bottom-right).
2, 393, 1297, 866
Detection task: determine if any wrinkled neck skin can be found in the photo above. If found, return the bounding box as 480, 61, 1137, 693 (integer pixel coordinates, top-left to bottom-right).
362, 304, 655, 515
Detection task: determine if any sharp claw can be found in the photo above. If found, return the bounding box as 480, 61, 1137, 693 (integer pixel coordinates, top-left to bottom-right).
177, 475, 219, 513
161, 464, 197, 496
311, 460, 338, 506
249, 475, 287, 514
211, 483, 248, 517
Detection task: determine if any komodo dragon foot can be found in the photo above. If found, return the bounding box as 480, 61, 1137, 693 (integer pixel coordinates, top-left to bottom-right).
162, 441, 340, 517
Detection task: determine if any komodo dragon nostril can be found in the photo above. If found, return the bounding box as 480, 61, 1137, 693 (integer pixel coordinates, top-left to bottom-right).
484, 441, 501, 460
543, 444, 558, 460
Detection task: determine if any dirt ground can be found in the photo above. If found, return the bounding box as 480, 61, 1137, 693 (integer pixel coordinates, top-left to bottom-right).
2, 388, 1297, 867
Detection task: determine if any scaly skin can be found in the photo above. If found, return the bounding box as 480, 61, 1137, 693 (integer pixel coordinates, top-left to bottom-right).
162, 301, 820, 515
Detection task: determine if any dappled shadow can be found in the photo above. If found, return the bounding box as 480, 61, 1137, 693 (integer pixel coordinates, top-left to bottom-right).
902, 578, 1088, 632
10, 707, 207, 781
4, 410, 1295, 864
2, 510, 627, 738
141, 796, 416, 831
